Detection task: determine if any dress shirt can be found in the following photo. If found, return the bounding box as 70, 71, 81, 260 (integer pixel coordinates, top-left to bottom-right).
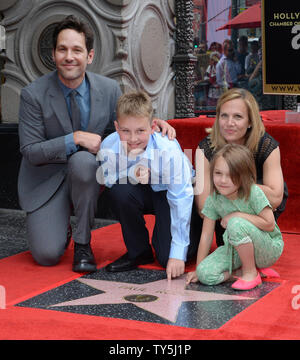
216, 55, 241, 88
97, 131, 194, 261
58, 76, 91, 155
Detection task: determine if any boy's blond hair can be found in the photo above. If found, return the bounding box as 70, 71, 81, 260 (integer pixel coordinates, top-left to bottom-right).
210, 143, 257, 200
116, 91, 153, 123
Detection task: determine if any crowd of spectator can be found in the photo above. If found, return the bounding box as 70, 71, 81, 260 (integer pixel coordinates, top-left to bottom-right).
193, 36, 264, 111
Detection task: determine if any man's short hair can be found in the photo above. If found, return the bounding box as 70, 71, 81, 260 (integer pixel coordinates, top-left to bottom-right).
52, 15, 94, 53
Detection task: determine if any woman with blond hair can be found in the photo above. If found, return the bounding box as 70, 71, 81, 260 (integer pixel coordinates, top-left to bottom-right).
193, 88, 287, 246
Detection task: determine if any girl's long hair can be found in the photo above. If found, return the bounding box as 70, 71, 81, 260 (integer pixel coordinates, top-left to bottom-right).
210, 143, 257, 200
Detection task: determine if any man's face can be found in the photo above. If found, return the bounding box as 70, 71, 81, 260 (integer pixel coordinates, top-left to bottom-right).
52, 29, 94, 88
225, 46, 235, 60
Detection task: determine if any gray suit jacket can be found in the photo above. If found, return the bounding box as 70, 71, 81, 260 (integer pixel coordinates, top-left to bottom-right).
18, 70, 122, 212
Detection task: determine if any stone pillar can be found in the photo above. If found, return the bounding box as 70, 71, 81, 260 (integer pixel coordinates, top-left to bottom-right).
173, 0, 197, 118
0, 0, 176, 123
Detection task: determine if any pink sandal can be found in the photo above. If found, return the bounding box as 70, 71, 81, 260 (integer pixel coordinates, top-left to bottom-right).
258, 268, 280, 278
231, 272, 262, 291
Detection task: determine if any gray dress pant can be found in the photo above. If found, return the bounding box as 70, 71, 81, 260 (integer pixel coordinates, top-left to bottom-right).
26, 151, 100, 266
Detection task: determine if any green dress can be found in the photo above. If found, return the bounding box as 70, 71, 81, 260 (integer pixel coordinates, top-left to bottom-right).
197, 184, 284, 285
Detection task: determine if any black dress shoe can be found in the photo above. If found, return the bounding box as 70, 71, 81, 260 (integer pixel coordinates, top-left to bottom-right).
105, 250, 154, 272
72, 242, 97, 273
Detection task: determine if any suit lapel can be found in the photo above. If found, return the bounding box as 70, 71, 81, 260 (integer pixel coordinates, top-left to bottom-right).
47, 71, 105, 134
86, 71, 103, 132
48, 72, 73, 134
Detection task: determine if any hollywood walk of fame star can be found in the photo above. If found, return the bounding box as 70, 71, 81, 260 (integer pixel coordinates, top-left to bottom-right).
51, 276, 255, 323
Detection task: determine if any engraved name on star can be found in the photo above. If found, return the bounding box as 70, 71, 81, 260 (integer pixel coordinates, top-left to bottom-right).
51, 276, 255, 323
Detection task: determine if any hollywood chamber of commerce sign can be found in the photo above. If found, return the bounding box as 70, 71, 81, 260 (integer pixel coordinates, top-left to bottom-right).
262, 0, 300, 95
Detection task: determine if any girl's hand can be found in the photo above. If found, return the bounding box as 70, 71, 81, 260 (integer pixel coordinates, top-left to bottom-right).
186, 271, 199, 284
220, 212, 240, 229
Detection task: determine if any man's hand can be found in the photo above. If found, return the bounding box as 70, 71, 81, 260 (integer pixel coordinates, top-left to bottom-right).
166, 258, 185, 280
154, 118, 176, 140
73, 131, 102, 154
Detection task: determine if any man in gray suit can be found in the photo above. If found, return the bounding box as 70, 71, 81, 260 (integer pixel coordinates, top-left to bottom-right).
17, 15, 175, 273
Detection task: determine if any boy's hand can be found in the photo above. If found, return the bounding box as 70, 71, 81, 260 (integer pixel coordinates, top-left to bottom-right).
186, 271, 199, 284
134, 165, 150, 184
154, 118, 176, 140
166, 258, 185, 280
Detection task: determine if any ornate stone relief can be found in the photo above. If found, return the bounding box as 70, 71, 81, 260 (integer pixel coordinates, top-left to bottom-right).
105, 0, 132, 6
173, 0, 196, 118
111, 27, 129, 61
0, 0, 175, 122
131, 4, 169, 95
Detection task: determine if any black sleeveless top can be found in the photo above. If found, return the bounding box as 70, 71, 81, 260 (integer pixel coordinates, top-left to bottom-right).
198, 132, 288, 220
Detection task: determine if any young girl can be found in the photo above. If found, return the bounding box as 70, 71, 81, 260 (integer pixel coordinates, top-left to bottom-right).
187, 144, 284, 290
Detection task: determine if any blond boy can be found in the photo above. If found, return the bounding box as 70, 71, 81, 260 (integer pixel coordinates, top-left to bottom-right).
98, 91, 197, 279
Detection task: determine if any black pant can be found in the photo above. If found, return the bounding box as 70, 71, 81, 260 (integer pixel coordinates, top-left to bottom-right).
108, 182, 200, 268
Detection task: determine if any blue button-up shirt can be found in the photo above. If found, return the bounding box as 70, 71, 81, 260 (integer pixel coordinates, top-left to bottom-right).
58, 77, 91, 155
216, 55, 241, 88
97, 131, 194, 262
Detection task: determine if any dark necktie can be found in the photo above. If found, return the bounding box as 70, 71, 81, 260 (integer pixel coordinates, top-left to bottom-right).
69, 90, 81, 131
